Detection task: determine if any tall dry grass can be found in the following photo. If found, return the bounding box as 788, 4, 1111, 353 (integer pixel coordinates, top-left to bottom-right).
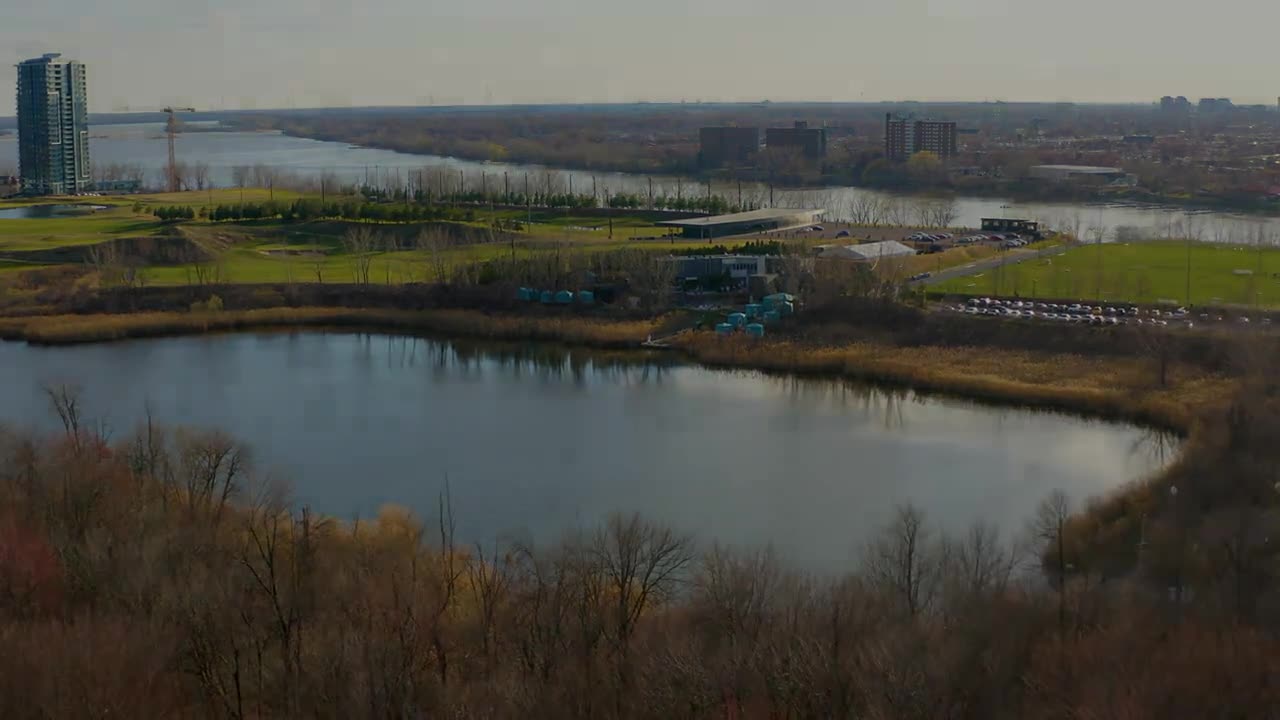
3, 308, 666, 348
674, 333, 1230, 433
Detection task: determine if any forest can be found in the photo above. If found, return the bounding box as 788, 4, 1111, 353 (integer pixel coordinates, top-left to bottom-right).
3, 370, 1280, 718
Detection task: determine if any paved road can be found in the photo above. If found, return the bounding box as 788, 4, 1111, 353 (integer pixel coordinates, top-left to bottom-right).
908, 245, 1068, 289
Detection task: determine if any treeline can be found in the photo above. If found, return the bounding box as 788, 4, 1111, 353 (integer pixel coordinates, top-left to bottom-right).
3, 386, 1280, 718
157, 200, 479, 224
672, 239, 786, 256
359, 184, 751, 215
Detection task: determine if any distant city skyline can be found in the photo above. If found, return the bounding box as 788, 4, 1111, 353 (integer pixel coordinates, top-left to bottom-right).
8, 0, 1280, 112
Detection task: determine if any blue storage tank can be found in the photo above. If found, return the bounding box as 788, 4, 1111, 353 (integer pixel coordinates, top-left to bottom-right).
555, 290, 575, 304
715, 323, 734, 336
517, 287, 532, 301
745, 323, 765, 338
763, 310, 781, 324
578, 290, 595, 305
778, 301, 795, 316
727, 312, 747, 327
539, 290, 554, 304
745, 303, 763, 318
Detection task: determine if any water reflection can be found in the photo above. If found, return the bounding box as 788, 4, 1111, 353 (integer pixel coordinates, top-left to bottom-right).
0, 332, 1171, 572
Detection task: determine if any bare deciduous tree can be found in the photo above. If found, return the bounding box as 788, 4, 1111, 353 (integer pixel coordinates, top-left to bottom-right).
343, 226, 377, 286
862, 504, 943, 618
595, 513, 692, 702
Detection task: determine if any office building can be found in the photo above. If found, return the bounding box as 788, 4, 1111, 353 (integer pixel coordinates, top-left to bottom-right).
1198, 98, 1234, 114
764, 121, 828, 160
15, 53, 90, 195
1160, 95, 1191, 113
884, 114, 957, 161
698, 126, 760, 168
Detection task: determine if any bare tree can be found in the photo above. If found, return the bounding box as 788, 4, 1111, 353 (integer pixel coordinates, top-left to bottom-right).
191, 162, 212, 191
343, 226, 377, 286
43, 383, 84, 446
862, 503, 943, 618
846, 194, 887, 227
1031, 490, 1073, 634
416, 228, 451, 284
594, 513, 693, 703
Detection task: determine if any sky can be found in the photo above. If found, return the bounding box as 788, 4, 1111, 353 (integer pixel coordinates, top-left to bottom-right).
5, 0, 1280, 112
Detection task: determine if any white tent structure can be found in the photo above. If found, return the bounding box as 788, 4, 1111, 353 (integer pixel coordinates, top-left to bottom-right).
817, 241, 917, 263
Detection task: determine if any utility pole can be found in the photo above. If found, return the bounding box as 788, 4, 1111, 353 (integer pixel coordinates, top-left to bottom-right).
1185, 234, 1192, 306
504, 171, 509, 199
648, 177, 654, 209
525, 174, 531, 225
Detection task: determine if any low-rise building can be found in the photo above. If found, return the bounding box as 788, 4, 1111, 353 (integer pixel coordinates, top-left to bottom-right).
816, 241, 917, 262
1028, 165, 1134, 185
765, 121, 827, 160
698, 126, 761, 168
659, 208, 823, 239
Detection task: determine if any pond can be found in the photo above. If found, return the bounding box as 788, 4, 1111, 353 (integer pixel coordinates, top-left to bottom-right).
0, 204, 109, 219
0, 333, 1173, 571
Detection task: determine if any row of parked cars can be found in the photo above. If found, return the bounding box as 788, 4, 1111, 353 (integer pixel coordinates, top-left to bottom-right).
954, 298, 1196, 326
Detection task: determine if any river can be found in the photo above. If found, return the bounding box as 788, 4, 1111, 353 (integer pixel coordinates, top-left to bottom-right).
0, 332, 1170, 571
4, 122, 1280, 242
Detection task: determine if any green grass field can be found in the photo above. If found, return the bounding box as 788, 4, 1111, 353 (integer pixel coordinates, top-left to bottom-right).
934, 241, 1280, 307
0, 189, 754, 287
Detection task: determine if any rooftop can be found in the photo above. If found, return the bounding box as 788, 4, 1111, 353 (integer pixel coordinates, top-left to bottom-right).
657, 208, 822, 228
1031, 164, 1125, 174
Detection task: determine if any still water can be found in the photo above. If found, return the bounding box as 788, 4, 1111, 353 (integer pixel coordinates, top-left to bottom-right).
3, 122, 1280, 242
0, 204, 108, 219
0, 333, 1169, 571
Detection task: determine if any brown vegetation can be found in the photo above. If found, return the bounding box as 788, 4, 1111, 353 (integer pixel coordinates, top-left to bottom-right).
0, 307, 664, 348
4, 390, 1280, 717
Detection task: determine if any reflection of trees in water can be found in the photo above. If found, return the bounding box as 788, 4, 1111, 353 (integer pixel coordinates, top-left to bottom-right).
1132, 427, 1181, 468
359, 334, 674, 387
771, 374, 912, 431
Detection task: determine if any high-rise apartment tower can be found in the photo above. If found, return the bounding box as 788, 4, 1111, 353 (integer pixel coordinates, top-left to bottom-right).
16, 53, 90, 195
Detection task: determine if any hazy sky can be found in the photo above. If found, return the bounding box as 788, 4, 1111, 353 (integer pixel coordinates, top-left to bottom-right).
6, 0, 1280, 112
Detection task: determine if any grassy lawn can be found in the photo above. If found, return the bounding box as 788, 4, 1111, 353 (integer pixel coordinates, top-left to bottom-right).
934, 241, 1280, 306
0, 206, 163, 251
0, 188, 748, 286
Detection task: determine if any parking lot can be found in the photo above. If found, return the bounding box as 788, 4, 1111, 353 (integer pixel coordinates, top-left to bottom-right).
943, 297, 1276, 329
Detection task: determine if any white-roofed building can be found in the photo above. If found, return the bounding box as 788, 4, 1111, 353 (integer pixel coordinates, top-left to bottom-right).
817, 241, 917, 262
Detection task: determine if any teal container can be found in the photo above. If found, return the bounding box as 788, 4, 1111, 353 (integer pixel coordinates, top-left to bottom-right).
745, 323, 765, 338
540, 290, 554, 304
715, 323, 734, 335
727, 312, 747, 327
578, 290, 595, 305
554, 290, 574, 304
745, 303, 763, 318
763, 310, 781, 324
517, 287, 532, 301
764, 292, 795, 304
778, 301, 795, 316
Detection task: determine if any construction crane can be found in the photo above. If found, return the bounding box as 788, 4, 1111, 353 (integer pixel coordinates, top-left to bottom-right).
162, 107, 196, 192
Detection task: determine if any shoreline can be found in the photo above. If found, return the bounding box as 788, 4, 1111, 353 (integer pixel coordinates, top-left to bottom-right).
267, 127, 1280, 219
2, 303, 1230, 574
0, 305, 1214, 436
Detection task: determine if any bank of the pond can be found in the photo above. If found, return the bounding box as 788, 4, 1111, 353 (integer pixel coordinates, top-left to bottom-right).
2, 303, 1230, 578
0, 305, 1223, 437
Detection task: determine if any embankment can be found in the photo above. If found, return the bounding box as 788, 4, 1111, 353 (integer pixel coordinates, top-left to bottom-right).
0, 303, 1227, 436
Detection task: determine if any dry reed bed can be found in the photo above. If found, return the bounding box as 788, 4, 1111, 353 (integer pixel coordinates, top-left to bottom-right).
673, 335, 1227, 434
1, 308, 1227, 433
0, 308, 664, 348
